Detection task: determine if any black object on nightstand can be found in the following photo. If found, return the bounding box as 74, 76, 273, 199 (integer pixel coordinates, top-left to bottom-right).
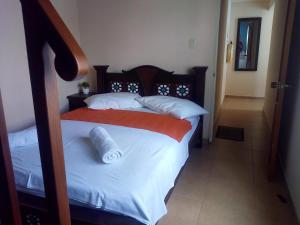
67, 92, 96, 111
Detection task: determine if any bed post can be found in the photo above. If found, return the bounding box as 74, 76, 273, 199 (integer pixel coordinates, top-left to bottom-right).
0, 92, 23, 225
20, 0, 89, 224
192, 66, 208, 148
193, 66, 207, 106
94, 65, 109, 93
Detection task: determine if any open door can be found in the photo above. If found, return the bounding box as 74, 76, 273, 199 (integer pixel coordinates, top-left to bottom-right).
268, 0, 297, 179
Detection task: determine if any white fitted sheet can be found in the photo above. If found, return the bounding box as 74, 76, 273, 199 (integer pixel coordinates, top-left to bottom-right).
11, 109, 199, 225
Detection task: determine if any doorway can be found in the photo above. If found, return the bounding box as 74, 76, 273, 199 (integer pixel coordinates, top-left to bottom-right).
214, 0, 291, 177
215, 0, 275, 117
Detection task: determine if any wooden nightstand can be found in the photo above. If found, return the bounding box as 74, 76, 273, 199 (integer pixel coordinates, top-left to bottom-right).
67, 92, 96, 111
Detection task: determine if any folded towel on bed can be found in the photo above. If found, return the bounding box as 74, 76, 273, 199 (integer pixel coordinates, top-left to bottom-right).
89, 127, 123, 164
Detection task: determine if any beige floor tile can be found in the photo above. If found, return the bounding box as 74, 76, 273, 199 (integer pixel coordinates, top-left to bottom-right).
158, 194, 201, 225
198, 192, 257, 225
210, 158, 254, 184
222, 97, 264, 111
183, 158, 213, 178
213, 145, 253, 165
253, 150, 269, 167
199, 188, 292, 225
248, 123, 270, 133
173, 167, 210, 201
198, 203, 240, 225
158, 97, 298, 225
189, 147, 216, 162
251, 137, 271, 150
253, 199, 299, 225
173, 149, 213, 201
254, 175, 291, 210
253, 166, 279, 189
250, 128, 271, 138
214, 138, 252, 151
205, 176, 256, 209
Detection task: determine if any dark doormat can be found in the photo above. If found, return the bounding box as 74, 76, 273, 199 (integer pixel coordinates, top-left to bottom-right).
216, 126, 244, 142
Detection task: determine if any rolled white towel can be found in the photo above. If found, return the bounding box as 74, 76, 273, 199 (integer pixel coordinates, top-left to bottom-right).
89, 127, 123, 164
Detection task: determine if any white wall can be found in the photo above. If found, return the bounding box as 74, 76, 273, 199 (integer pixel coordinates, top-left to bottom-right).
0, 0, 33, 132
0, 0, 82, 132
50, 0, 85, 112
215, 0, 232, 120
263, 0, 289, 128
225, 1, 274, 98
221, 1, 232, 103
78, 0, 221, 139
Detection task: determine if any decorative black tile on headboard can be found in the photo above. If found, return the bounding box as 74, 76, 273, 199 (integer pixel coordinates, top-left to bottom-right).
155, 83, 172, 96
110, 81, 123, 93
94, 65, 207, 106
109, 81, 141, 94
175, 84, 192, 98
126, 82, 140, 94
154, 83, 192, 99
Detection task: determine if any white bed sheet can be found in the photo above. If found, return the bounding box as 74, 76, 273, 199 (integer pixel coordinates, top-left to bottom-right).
11, 109, 199, 225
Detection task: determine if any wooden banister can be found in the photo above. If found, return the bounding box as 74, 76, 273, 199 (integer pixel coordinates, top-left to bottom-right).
21, 0, 89, 80
0, 91, 23, 225
7, 0, 91, 225
37, 0, 89, 80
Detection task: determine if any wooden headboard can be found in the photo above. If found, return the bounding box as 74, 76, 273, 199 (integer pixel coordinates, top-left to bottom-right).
93, 65, 208, 107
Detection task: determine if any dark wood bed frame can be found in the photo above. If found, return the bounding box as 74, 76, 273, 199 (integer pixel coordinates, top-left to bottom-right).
17, 65, 207, 225
94, 65, 207, 148
0, 1, 207, 225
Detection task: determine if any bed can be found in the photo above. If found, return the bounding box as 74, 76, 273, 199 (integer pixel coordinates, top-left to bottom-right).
15, 65, 207, 225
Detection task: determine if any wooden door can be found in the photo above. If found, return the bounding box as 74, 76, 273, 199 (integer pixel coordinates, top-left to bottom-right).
268, 0, 297, 179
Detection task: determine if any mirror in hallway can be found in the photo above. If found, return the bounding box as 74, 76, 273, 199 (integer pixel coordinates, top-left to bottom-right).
235, 17, 262, 71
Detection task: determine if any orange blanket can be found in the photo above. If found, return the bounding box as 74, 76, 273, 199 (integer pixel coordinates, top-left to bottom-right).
61, 108, 192, 142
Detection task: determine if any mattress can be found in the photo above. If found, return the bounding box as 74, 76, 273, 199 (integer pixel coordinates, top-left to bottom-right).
11, 108, 199, 225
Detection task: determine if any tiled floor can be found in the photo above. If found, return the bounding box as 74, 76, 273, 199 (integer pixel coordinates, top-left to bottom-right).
158, 97, 299, 225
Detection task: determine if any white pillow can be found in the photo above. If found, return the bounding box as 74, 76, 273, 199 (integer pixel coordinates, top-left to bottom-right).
136, 96, 208, 119
84, 93, 143, 110
8, 126, 38, 149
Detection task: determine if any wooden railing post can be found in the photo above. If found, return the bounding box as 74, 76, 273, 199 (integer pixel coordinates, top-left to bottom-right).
0, 91, 23, 225
21, 3, 72, 224
192, 66, 207, 148
19, 0, 89, 224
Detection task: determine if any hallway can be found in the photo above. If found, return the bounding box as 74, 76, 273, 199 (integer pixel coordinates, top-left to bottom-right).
159, 97, 299, 225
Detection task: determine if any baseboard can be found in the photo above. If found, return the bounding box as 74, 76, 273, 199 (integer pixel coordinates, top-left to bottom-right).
225, 95, 265, 100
